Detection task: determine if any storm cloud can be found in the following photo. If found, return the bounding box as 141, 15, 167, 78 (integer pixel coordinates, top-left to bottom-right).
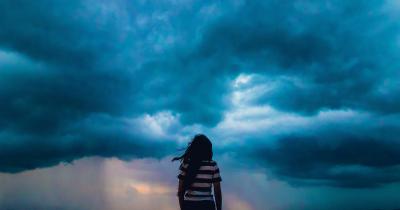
0, 0, 399, 193
254, 135, 400, 188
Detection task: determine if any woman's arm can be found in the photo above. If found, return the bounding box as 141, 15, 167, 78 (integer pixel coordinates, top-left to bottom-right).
213, 182, 222, 210
177, 179, 184, 210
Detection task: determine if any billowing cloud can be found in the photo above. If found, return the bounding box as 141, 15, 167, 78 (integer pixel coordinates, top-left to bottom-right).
0, 0, 399, 198
193, 0, 400, 115
254, 135, 400, 188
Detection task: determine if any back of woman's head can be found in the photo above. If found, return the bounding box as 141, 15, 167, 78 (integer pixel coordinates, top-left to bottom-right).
172, 133, 213, 162
172, 134, 213, 191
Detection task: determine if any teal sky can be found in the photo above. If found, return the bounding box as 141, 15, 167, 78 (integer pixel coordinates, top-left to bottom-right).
1, 0, 400, 209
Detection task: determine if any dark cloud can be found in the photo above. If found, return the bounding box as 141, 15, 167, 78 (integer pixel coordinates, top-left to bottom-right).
0, 0, 229, 172
0, 0, 399, 186
0, 0, 235, 126
0, 113, 177, 173
252, 130, 400, 188
181, 0, 400, 189
192, 0, 400, 115
0, 0, 118, 68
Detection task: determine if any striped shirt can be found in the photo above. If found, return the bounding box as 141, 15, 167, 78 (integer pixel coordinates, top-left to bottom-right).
177, 160, 222, 201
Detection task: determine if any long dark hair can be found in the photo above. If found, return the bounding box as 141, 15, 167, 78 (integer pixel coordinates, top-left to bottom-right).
172, 134, 213, 192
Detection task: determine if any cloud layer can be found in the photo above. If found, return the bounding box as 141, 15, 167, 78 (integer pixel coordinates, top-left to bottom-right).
0, 0, 400, 193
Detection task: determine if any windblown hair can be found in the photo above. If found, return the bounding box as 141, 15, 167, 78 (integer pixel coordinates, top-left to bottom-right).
172, 134, 213, 192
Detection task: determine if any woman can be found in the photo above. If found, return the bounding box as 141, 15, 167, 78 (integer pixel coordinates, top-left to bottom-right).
172, 134, 222, 210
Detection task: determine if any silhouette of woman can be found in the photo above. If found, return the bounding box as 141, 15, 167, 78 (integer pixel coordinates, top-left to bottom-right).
172, 134, 222, 210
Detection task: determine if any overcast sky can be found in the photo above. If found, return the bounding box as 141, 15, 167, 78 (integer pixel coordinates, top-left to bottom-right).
1, 0, 400, 209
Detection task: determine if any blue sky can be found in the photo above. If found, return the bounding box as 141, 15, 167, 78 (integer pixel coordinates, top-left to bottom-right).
1, 0, 400, 209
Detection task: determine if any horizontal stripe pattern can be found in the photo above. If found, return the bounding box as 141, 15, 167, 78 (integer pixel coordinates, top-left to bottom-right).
177, 160, 222, 201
